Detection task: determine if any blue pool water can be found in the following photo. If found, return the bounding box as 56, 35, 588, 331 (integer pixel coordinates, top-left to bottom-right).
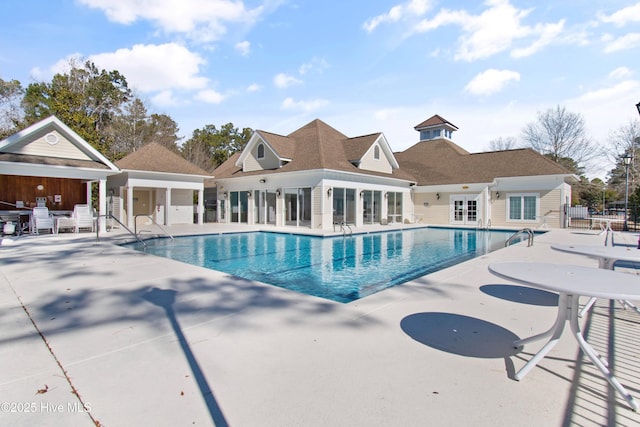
126, 228, 527, 303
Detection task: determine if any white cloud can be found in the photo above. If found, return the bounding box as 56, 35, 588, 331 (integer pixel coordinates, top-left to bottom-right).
464, 69, 520, 96
281, 97, 329, 112
602, 32, 640, 53
572, 80, 639, 103
246, 83, 262, 92
235, 40, 251, 56
411, 0, 565, 61
151, 90, 179, 107
609, 67, 633, 80
274, 73, 302, 88
511, 20, 564, 58
298, 57, 329, 75
30, 53, 84, 80
195, 89, 226, 104
77, 0, 265, 43
363, 0, 432, 32
599, 3, 640, 27
374, 108, 403, 121
89, 43, 209, 92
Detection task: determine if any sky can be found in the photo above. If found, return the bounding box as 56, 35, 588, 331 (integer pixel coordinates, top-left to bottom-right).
1, 0, 640, 178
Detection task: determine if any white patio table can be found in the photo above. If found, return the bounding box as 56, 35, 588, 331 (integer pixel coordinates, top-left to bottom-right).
488, 261, 640, 410
589, 217, 625, 245
551, 244, 640, 316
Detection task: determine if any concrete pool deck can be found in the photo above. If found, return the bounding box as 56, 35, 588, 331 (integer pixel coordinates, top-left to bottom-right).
0, 225, 639, 426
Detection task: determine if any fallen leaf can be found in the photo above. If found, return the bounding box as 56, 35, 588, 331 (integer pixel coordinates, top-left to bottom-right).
36, 385, 49, 394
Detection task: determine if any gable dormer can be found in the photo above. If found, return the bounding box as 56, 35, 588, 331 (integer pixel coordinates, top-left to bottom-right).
235, 130, 292, 172
414, 114, 458, 142
0, 115, 119, 172
344, 133, 399, 174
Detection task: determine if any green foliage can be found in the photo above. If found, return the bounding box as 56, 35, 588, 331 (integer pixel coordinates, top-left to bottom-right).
181, 123, 252, 172
543, 154, 584, 176
104, 98, 181, 160
21, 60, 131, 153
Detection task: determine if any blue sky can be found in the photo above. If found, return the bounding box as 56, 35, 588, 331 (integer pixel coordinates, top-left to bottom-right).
1, 0, 640, 176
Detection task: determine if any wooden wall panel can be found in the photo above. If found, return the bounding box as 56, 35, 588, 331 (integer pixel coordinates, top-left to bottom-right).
0, 175, 87, 210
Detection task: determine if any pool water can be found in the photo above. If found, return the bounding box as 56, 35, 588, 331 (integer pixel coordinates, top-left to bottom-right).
127, 228, 526, 303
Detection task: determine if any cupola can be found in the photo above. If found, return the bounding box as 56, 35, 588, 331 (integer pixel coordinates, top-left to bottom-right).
414, 114, 458, 141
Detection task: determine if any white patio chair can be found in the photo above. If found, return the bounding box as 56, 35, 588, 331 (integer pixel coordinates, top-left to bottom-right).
31, 207, 55, 234
73, 204, 95, 233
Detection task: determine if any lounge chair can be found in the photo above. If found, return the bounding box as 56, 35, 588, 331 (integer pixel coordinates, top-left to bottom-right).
73, 204, 95, 233
31, 207, 55, 234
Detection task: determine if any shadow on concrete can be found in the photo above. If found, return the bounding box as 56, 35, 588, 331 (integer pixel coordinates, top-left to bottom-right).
562, 300, 640, 427
400, 312, 521, 359
143, 287, 228, 427
480, 284, 559, 306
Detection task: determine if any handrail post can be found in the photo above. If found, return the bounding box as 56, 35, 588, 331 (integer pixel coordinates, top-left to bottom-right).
95, 214, 147, 247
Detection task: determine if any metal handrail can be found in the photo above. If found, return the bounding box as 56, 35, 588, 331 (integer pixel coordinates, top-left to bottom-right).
134, 215, 174, 240
341, 222, 352, 236
505, 228, 534, 247
0, 200, 31, 210
95, 214, 146, 247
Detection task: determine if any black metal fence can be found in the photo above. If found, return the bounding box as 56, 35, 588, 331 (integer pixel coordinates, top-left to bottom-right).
566, 204, 640, 231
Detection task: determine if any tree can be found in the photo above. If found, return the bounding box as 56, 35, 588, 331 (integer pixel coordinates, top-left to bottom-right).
521, 105, 600, 169
181, 123, 252, 172
105, 97, 149, 158
21, 59, 131, 152
606, 119, 640, 198
104, 97, 182, 159
487, 136, 517, 151
148, 113, 181, 152
544, 154, 584, 176
0, 78, 25, 137
578, 177, 608, 211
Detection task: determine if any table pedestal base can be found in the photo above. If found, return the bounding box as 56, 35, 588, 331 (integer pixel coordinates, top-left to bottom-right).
514, 293, 638, 411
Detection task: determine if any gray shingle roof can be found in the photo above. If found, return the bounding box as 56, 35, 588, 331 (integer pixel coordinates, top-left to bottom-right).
414, 114, 458, 130
214, 119, 414, 181
214, 119, 574, 186
395, 139, 574, 185
116, 142, 212, 176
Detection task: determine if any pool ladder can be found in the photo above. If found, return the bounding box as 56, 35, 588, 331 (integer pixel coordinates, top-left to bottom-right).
505, 228, 534, 247
477, 219, 491, 230
134, 215, 174, 241
340, 222, 353, 236
95, 214, 147, 247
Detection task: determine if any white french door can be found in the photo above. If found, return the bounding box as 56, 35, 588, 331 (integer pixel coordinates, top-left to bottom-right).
451, 195, 478, 225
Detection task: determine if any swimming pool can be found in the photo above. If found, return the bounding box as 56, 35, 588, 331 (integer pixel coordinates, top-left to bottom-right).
127, 227, 527, 303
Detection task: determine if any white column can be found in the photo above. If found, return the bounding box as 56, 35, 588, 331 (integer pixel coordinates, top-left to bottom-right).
86, 181, 92, 204
98, 179, 107, 232
165, 188, 171, 226
127, 185, 134, 228
197, 189, 204, 225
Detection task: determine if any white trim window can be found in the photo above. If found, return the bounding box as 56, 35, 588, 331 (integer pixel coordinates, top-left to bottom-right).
507, 193, 539, 222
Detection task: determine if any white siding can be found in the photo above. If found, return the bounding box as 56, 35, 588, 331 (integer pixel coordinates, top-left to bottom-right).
243, 143, 281, 171
358, 143, 392, 174
8, 130, 93, 161
413, 192, 450, 224
171, 189, 194, 224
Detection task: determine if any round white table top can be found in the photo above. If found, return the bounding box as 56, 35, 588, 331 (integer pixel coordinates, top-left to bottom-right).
489, 262, 640, 300
551, 244, 640, 261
